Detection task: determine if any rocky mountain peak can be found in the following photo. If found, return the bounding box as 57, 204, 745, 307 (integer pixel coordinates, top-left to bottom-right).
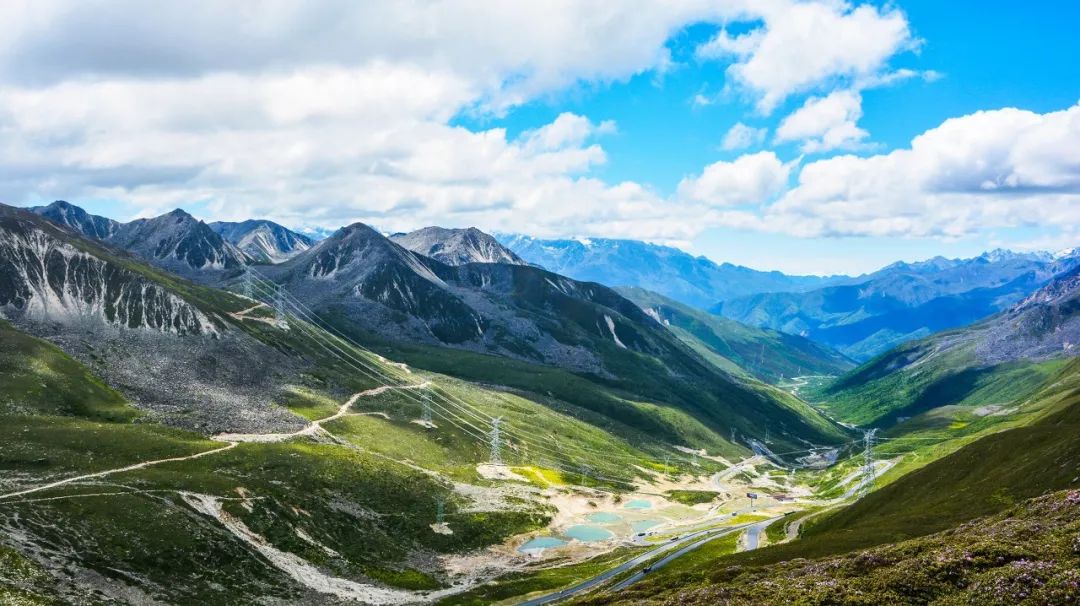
391, 226, 527, 266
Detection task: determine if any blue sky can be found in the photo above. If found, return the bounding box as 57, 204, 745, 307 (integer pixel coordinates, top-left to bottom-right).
452, 1, 1080, 273
1, 1, 1078, 274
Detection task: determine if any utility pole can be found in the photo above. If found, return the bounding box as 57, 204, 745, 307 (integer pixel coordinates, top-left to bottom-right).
488, 417, 503, 465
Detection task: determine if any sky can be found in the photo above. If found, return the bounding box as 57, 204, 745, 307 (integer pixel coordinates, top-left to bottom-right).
1, 1, 1078, 275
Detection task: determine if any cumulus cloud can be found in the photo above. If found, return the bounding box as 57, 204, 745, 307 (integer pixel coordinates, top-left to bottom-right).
774, 90, 868, 152
761, 103, 1080, 237
720, 122, 767, 150
698, 1, 914, 112
1, 1, 1070, 251
677, 151, 792, 206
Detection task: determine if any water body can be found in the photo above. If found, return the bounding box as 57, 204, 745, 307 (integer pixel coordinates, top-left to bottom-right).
518, 537, 566, 551
631, 519, 661, 533
623, 499, 653, 510
563, 525, 614, 542
587, 512, 622, 524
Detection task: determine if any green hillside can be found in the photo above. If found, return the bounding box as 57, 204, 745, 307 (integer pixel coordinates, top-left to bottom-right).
812, 335, 1067, 427
618, 287, 854, 383
583, 488, 1080, 606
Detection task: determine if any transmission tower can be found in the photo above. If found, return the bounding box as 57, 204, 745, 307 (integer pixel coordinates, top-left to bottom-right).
273, 284, 286, 323
241, 269, 255, 299
435, 497, 446, 524
860, 429, 878, 496
420, 388, 432, 424
579, 463, 591, 481
488, 417, 503, 465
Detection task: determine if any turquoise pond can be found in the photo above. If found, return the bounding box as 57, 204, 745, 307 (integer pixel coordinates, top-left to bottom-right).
587, 512, 622, 523
623, 499, 653, 510
563, 525, 615, 542
518, 537, 567, 551
631, 519, 661, 533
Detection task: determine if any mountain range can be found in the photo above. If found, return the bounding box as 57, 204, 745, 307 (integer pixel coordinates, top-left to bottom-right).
210, 219, 315, 263
815, 263, 1080, 427
716, 250, 1080, 360
7, 201, 847, 451
497, 234, 845, 309
392, 226, 526, 266
3, 199, 1079, 605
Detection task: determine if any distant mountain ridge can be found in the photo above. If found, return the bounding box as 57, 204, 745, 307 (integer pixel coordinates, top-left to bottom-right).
717, 249, 1080, 361
618, 286, 855, 383
497, 234, 846, 309
392, 226, 526, 266
260, 221, 848, 449
210, 219, 314, 263
30, 200, 120, 240
816, 264, 1080, 426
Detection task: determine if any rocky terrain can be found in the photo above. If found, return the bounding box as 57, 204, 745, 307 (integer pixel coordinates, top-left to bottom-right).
211, 219, 315, 263
393, 227, 526, 266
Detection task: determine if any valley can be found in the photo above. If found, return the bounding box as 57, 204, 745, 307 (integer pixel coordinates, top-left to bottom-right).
1, 201, 1077, 606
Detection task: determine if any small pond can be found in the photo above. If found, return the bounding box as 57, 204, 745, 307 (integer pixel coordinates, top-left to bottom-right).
563, 525, 615, 542
622, 499, 653, 510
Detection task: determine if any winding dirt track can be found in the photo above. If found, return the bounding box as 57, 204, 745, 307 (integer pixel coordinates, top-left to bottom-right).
0, 442, 239, 501
0, 382, 429, 500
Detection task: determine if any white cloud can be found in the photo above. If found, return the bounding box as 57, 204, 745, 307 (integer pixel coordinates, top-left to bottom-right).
720, 122, 767, 150
775, 90, 868, 153
698, 1, 914, 112
677, 151, 791, 206
0, 1, 721, 110
760, 103, 1080, 238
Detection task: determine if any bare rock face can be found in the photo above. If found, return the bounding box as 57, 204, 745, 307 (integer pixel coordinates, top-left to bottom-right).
107, 209, 250, 279
31, 200, 120, 240
392, 226, 527, 266
0, 211, 218, 336
1, 204, 309, 434
210, 219, 314, 263
975, 264, 1080, 364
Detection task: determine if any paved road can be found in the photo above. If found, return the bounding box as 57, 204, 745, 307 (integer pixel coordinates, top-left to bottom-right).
519, 516, 780, 605
743, 520, 765, 550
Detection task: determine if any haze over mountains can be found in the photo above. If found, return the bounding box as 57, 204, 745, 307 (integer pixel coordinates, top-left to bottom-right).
717, 250, 1080, 360
498, 234, 845, 308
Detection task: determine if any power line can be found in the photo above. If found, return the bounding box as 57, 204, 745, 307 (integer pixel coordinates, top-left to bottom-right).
239, 276, 639, 478
240, 270, 694, 471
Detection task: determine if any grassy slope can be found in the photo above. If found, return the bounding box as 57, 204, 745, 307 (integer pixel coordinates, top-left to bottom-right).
627, 358, 1080, 593
618, 287, 854, 384
587, 489, 1080, 605
329, 311, 849, 460
0, 322, 549, 601
811, 329, 1068, 427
